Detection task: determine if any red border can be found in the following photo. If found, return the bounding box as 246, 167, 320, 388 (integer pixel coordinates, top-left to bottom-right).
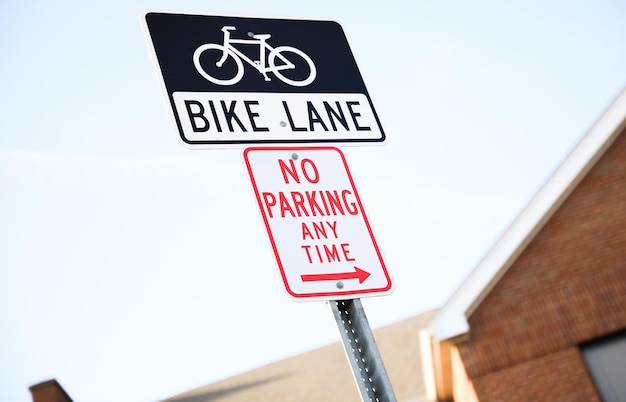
243, 146, 392, 300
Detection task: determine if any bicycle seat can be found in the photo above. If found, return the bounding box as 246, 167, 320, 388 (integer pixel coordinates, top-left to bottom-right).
253, 33, 271, 40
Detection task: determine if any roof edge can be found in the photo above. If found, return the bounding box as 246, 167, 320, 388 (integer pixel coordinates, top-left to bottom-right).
425, 86, 626, 341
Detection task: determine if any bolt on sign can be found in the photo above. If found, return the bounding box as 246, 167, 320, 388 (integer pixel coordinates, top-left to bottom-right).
243, 146, 393, 301
143, 12, 386, 148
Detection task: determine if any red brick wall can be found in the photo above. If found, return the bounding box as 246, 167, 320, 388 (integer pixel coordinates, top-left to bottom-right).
472, 348, 600, 402
455, 127, 626, 399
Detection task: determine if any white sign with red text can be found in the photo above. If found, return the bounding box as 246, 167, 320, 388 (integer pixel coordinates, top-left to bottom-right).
243, 146, 393, 301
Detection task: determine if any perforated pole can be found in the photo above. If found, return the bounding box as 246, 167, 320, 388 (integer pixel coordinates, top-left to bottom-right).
330, 299, 397, 402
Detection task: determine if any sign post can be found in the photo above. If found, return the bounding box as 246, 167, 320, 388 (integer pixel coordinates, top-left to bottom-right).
244, 146, 396, 401
331, 299, 397, 402
144, 12, 396, 401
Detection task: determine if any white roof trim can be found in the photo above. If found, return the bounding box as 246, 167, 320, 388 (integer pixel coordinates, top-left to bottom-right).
426, 87, 626, 341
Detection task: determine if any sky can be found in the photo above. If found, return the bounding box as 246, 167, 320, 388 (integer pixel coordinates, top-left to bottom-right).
1, 1, 625, 401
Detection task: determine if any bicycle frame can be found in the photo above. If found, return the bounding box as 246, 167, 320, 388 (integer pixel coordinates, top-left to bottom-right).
217, 26, 293, 77
193, 25, 316, 87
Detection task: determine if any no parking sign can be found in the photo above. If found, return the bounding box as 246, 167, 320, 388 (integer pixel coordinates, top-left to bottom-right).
243, 146, 393, 301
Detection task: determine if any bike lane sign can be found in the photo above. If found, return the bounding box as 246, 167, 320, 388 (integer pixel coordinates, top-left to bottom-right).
243, 146, 394, 301
143, 12, 386, 148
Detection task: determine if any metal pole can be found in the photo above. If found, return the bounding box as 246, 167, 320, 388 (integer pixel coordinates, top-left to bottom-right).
330, 299, 397, 402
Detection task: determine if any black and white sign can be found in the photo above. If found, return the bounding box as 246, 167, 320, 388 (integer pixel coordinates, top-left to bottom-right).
144, 12, 386, 148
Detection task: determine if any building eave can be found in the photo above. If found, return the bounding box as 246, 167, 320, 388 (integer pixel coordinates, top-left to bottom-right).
425, 86, 626, 342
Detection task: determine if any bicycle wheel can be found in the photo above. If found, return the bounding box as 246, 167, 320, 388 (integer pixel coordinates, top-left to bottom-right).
268, 46, 317, 87
193, 43, 243, 86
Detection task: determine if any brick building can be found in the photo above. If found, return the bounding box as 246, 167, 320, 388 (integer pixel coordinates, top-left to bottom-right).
420, 87, 626, 401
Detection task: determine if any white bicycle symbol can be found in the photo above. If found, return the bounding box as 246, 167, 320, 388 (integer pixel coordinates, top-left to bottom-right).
193, 25, 317, 87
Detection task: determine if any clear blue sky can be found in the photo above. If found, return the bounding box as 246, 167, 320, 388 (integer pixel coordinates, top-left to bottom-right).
1, 1, 625, 401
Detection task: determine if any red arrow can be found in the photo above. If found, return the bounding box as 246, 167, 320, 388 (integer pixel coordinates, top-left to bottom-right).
301, 266, 371, 284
